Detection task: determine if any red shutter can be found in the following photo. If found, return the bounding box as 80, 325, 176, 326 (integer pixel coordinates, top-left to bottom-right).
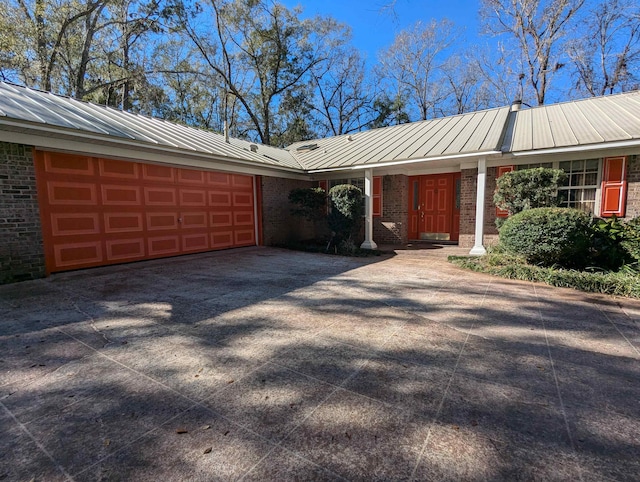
601, 157, 627, 217
495, 165, 514, 217
373, 176, 382, 217
318, 180, 327, 192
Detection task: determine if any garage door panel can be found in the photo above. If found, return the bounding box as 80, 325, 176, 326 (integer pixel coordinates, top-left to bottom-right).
211, 212, 233, 227
48, 181, 98, 205
148, 236, 180, 256
106, 238, 145, 261
99, 158, 139, 179
146, 212, 179, 231
142, 164, 175, 182
209, 191, 232, 207
36, 151, 256, 273
233, 192, 253, 207
211, 232, 233, 249
179, 168, 206, 184
51, 213, 100, 236
179, 189, 207, 206
182, 233, 209, 252
234, 212, 254, 226
102, 185, 141, 205
144, 187, 177, 205
45, 152, 95, 176
54, 241, 103, 267
104, 213, 144, 234
232, 174, 253, 189
209, 172, 231, 186
182, 212, 208, 229
234, 230, 255, 246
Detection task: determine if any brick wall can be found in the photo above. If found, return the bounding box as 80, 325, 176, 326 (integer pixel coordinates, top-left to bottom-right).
0, 143, 45, 283
625, 155, 640, 219
373, 174, 408, 245
261, 176, 318, 245
458, 167, 500, 249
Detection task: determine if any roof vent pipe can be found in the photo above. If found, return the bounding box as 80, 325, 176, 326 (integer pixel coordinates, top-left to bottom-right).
224, 119, 229, 143
511, 100, 522, 111
249, 144, 258, 152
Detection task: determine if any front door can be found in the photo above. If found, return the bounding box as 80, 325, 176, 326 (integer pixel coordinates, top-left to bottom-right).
409, 173, 461, 242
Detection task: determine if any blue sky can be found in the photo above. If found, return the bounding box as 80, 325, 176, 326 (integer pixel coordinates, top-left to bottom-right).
283, 0, 484, 63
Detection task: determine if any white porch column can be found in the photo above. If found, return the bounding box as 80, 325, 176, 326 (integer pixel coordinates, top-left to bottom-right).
469, 157, 487, 255
360, 168, 378, 250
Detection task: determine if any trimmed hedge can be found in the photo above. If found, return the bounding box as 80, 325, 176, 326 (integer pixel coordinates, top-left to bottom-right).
494, 167, 567, 215
500, 207, 591, 268
327, 184, 363, 242
449, 254, 640, 298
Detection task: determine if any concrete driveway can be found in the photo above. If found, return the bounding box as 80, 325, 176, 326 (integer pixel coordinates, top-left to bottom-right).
1, 246, 639, 481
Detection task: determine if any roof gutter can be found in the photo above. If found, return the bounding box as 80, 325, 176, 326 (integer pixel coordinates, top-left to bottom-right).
508, 139, 640, 157
307, 150, 503, 174
0, 119, 309, 178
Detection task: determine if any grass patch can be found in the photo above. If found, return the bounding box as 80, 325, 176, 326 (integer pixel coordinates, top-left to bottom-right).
448, 251, 640, 298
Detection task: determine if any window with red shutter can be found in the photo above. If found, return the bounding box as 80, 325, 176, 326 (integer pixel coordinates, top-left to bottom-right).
601, 157, 627, 217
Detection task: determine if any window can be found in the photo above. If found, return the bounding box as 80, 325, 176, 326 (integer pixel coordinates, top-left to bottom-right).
507, 159, 601, 214
328, 178, 364, 192
516, 162, 553, 170
557, 159, 599, 212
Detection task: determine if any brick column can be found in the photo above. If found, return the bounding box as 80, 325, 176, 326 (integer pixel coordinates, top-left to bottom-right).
0, 143, 45, 283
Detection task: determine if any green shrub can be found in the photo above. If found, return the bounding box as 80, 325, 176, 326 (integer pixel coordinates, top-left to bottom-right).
494, 167, 567, 215
327, 184, 363, 242
621, 217, 640, 262
500, 207, 591, 268
590, 216, 630, 270
448, 254, 640, 298
288, 187, 326, 221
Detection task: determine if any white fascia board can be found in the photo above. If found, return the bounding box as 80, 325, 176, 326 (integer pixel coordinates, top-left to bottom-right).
0, 123, 310, 180
508, 139, 640, 158
307, 150, 503, 174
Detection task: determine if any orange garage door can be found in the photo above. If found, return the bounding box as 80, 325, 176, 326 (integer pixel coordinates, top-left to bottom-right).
34, 151, 257, 273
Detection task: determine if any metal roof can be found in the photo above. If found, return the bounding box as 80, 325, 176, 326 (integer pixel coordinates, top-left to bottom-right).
0, 82, 303, 170
502, 90, 640, 153
1, 82, 640, 174
287, 106, 511, 170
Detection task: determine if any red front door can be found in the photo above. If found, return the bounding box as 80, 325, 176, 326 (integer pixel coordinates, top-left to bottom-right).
409, 173, 461, 242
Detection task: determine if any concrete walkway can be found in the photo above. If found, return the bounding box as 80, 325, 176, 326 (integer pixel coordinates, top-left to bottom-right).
1, 246, 639, 481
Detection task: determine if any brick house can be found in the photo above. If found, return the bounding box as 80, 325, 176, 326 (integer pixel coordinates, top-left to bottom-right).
1, 82, 640, 282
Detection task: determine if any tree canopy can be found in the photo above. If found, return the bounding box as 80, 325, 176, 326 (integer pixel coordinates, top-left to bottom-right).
1, 0, 637, 146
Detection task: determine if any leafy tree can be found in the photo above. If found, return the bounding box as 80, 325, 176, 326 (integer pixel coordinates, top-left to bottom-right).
494, 167, 567, 215
172, 0, 347, 145
368, 93, 410, 128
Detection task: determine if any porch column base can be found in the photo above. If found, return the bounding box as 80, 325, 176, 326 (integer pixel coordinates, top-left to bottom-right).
360, 240, 378, 250
469, 245, 487, 256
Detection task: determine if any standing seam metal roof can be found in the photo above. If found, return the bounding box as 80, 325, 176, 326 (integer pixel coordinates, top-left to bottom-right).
2, 82, 640, 172
502, 90, 640, 152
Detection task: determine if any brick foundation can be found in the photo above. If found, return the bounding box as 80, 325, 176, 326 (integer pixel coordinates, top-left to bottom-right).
0, 143, 45, 283
373, 174, 408, 245
260, 176, 318, 245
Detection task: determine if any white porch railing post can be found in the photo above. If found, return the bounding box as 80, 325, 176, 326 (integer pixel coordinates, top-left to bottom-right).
360, 168, 378, 250
469, 158, 487, 255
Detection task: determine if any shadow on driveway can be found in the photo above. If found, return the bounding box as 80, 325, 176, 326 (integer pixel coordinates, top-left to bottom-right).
1, 246, 639, 481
